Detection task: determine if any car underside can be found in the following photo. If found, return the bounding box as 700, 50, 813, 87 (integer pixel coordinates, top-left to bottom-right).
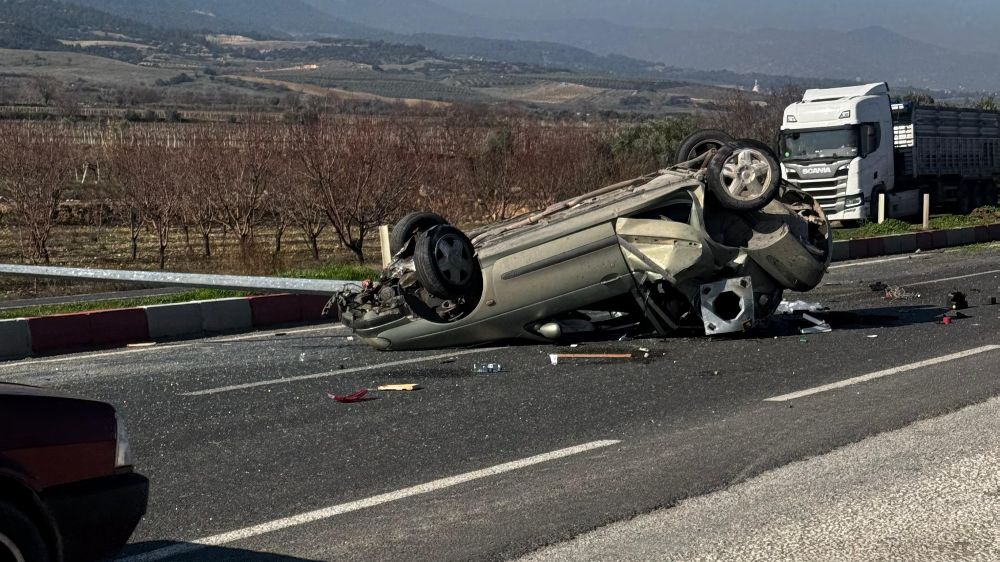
338, 133, 832, 351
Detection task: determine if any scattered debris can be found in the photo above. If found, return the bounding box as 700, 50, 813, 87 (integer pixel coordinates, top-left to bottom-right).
346, 336, 355, 342
800, 313, 833, 334
867, 334, 879, 339
473, 363, 503, 373
299, 352, 306, 362
942, 316, 953, 326
799, 336, 809, 343
377, 384, 422, 392
869, 281, 889, 292
947, 291, 969, 310
884, 286, 919, 300
776, 300, 828, 315
126, 342, 156, 348
549, 353, 633, 365
328, 389, 377, 403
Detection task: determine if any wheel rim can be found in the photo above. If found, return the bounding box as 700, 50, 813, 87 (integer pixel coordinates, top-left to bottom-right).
0, 532, 25, 562
720, 148, 773, 201
433, 234, 473, 286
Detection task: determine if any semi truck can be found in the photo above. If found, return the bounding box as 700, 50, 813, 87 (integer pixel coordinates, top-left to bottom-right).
779, 82, 1000, 223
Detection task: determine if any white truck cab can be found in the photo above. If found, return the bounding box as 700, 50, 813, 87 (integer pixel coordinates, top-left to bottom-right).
780, 82, 901, 222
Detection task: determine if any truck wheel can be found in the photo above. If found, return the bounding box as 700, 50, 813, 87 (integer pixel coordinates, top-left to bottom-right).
0, 501, 49, 562
414, 226, 477, 299
390, 212, 449, 255
674, 129, 733, 166
706, 140, 781, 212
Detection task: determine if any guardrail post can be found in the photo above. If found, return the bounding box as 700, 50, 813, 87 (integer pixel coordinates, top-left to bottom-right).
922, 193, 931, 230
379, 225, 392, 268
877, 193, 887, 224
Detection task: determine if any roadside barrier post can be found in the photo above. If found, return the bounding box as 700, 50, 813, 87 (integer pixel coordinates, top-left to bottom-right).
922, 193, 931, 230
877, 193, 886, 224
379, 225, 392, 268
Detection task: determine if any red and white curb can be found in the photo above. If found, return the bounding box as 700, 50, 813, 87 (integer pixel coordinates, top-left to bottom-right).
0, 294, 334, 360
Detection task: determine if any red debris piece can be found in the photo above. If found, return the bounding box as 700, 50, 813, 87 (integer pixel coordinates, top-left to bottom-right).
328, 389, 378, 403
942, 316, 952, 325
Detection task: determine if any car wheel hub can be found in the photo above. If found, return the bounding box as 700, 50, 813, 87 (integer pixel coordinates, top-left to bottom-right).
434, 235, 473, 286
722, 149, 772, 200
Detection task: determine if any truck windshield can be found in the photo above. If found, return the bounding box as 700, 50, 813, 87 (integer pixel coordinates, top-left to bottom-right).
780, 127, 859, 161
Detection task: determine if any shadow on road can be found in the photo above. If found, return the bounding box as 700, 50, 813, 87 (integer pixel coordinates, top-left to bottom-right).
118, 541, 323, 561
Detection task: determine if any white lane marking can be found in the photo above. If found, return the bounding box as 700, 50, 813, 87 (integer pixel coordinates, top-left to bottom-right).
765, 345, 1000, 402
829, 255, 915, 270
905, 269, 1000, 288
211, 324, 347, 342
0, 325, 347, 370
181, 348, 500, 396
0, 344, 191, 370
116, 439, 622, 562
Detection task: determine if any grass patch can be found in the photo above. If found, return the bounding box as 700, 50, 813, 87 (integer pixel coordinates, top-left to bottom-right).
0, 288, 244, 320
834, 208, 1000, 241
0, 261, 378, 319
833, 219, 911, 241
280, 262, 380, 281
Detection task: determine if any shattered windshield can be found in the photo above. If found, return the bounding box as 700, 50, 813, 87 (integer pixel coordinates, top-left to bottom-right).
780, 127, 859, 161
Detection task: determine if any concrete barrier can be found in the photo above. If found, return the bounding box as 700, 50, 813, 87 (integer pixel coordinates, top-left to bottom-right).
248, 294, 301, 327
90, 308, 149, 346
0, 319, 31, 359
145, 302, 203, 339
199, 298, 253, 333
27, 314, 91, 353
299, 295, 333, 322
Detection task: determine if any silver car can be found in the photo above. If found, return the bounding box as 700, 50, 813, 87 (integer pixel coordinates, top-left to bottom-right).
338, 132, 832, 350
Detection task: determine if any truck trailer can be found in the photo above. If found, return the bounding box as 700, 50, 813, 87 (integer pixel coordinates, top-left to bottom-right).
779, 83, 1000, 223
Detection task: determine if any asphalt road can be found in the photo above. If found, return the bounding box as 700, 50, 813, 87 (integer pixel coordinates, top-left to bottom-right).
2, 245, 1000, 561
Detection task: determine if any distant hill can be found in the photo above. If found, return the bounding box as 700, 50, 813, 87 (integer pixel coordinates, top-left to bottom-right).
302, 0, 1000, 91
0, 0, 204, 55
67, 0, 378, 37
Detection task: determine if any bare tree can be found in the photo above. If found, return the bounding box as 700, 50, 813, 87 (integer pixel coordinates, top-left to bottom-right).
293, 120, 423, 263
0, 130, 77, 263
703, 85, 804, 145
109, 144, 183, 269
209, 123, 279, 260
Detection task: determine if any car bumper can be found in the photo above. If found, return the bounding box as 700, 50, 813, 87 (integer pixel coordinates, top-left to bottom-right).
43, 472, 149, 562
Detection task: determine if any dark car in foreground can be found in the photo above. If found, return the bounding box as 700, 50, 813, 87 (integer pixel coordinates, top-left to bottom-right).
0, 384, 148, 562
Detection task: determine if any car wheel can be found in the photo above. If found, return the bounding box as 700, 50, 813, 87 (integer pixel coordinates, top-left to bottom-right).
414, 226, 477, 299
674, 129, 734, 166
707, 140, 781, 212
390, 212, 449, 255
0, 501, 49, 562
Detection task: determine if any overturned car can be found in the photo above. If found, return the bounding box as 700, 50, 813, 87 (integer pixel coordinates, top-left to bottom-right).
338, 131, 832, 350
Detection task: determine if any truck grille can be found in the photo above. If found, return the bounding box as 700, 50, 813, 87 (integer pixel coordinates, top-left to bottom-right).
786, 177, 849, 214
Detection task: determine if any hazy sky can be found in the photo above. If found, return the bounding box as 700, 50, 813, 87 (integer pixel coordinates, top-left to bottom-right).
432, 0, 1000, 54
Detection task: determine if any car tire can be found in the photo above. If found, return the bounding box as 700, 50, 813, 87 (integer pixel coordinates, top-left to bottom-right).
674, 129, 734, 166
390, 212, 449, 255
0, 500, 49, 562
707, 140, 781, 212
414, 225, 477, 299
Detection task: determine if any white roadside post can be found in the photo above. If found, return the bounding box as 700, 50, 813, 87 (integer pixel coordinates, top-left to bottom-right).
922, 193, 931, 230
379, 225, 392, 269
877, 193, 887, 224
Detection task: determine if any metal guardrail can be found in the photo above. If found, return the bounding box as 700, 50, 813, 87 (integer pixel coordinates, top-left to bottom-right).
0, 265, 354, 296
